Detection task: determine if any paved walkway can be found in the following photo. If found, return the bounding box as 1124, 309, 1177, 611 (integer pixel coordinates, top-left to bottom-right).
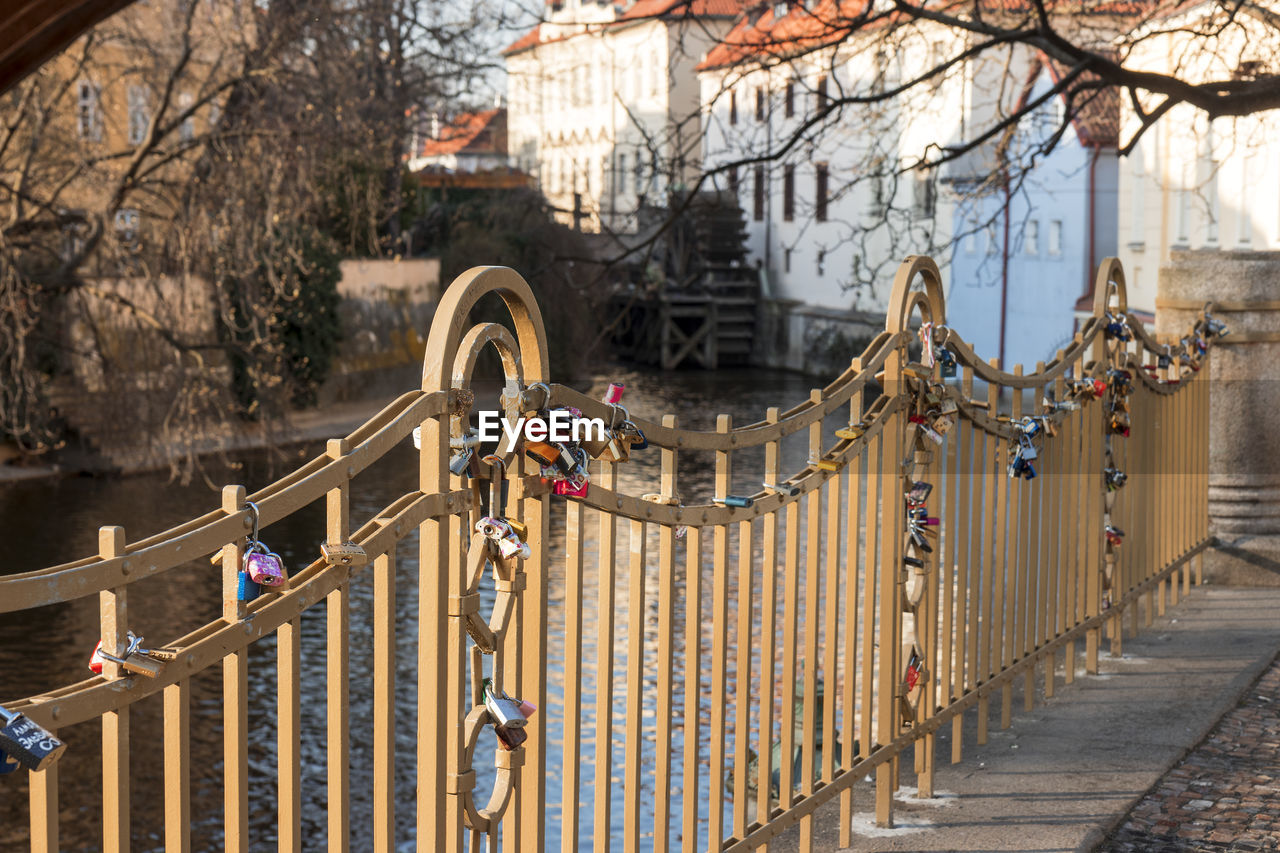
1101, 656, 1280, 851
787, 585, 1280, 853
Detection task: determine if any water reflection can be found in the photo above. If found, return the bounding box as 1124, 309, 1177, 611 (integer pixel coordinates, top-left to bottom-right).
0, 366, 856, 851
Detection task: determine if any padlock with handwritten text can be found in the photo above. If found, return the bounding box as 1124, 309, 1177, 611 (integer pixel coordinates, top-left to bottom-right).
0, 706, 66, 772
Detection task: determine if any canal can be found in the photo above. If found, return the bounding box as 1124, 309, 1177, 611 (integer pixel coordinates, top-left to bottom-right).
0, 365, 857, 851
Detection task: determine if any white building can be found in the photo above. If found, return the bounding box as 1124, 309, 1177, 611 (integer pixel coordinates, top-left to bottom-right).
407, 109, 509, 174
504, 0, 742, 232
949, 60, 1119, 368
696, 4, 1131, 370
1117, 0, 1280, 312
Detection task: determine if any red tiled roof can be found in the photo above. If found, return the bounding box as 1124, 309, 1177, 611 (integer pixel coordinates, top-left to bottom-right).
503, 24, 542, 55
419, 109, 506, 157
504, 0, 748, 56
621, 0, 749, 20
698, 0, 1165, 70
699, 0, 880, 70
1034, 55, 1120, 147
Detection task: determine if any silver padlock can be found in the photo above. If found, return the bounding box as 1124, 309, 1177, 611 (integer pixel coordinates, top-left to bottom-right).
449, 447, 474, 476
483, 680, 528, 729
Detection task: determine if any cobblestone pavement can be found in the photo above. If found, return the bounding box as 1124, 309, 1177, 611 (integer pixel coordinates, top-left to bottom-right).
1101, 655, 1280, 852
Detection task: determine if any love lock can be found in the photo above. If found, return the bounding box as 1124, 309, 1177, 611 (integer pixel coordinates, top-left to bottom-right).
477, 517, 531, 560
88, 631, 172, 678
0, 705, 66, 772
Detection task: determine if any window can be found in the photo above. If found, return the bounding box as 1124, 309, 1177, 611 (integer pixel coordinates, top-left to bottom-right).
783, 164, 795, 221
77, 80, 101, 141
871, 175, 886, 215
1048, 220, 1062, 256
1025, 219, 1039, 255
913, 168, 935, 218
986, 225, 998, 254
650, 49, 661, 95
773, 0, 789, 18
964, 215, 978, 254
817, 250, 826, 276
179, 92, 194, 142
617, 153, 627, 194
784, 247, 792, 272
753, 165, 765, 221
872, 51, 888, 95
755, 87, 765, 121
728, 165, 740, 197
785, 81, 795, 117
815, 75, 828, 113
1238, 153, 1254, 245
634, 154, 644, 195
729, 90, 737, 125
114, 209, 140, 242
127, 85, 150, 146
815, 163, 829, 222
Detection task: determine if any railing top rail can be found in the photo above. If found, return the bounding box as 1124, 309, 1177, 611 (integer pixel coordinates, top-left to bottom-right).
0, 388, 453, 613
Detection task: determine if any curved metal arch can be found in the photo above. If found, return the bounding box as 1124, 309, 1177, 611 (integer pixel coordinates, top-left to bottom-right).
1093, 256, 1128, 316
422, 266, 550, 395
886, 255, 947, 334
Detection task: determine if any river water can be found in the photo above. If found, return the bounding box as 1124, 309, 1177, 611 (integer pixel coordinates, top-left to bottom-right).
0, 365, 857, 852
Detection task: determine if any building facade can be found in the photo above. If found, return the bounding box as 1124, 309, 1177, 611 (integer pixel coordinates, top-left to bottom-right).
949, 61, 1119, 368
504, 0, 742, 232
1117, 1, 1280, 313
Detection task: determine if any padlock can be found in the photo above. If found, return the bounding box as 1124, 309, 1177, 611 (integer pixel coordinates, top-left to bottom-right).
449, 447, 474, 476
237, 570, 259, 602
526, 440, 576, 478
812, 458, 845, 472
0, 706, 67, 772
908, 415, 943, 445
1018, 417, 1041, 438
931, 413, 955, 435
835, 424, 865, 441
763, 481, 800, 497
321, 540, 368, 567
714, 494, 754, 508
484, 680, 529, 729
903, 555, 925, 570
1019, 436, 1038, 461
1104, 467, 1127, 491
908, 527, 933, 552
1105, 524, 1125, 546
904, 651, 924, 693
88, 634, 164, 678
585, 431, 629, 463
619, 422, 647, 451
494, 724, 528, 751
553, 473, 589, 498
937, 348, 957, 378
244, 546, 286, 587
1157, 351, 1172, 369
906, 481, 932, 505
506, 519, 529, 541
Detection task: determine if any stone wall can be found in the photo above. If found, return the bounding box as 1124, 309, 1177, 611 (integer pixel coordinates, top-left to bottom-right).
1156, 249, 1280, 585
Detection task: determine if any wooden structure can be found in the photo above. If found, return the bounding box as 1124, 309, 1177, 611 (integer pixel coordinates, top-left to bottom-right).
610, 193, 760, 369
0, 255, 1215, 852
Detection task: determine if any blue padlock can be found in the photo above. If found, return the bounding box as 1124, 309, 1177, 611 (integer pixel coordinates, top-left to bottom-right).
237, 570, 259, 603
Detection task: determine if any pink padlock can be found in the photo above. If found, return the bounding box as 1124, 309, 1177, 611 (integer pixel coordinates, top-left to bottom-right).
516, 699, 537, 719
553, 476, 588, 498
245, 548, 286, 587
602, 382, 625, 405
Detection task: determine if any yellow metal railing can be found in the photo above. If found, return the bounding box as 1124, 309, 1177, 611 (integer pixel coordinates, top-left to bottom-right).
0, 256, 1216, 852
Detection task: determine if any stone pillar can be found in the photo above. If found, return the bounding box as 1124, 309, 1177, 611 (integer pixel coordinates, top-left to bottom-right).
1156, 250, 1280, 585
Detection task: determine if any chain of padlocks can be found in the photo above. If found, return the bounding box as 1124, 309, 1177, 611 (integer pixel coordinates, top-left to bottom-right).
0, 301, 1232, 803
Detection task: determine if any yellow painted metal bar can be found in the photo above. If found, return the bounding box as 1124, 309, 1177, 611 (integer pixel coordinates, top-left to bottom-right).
593, 461, 618, 853
563, 498, 585, 853
278, 616, 302, 853
800, 389, 823, 851
839, 376, 862, 845
708, 413, 732, 850
624, 518, 647, 851
759, 407, 782, 853
164, 681, 191, 853
373, 551, 396, 853
655, 415, 678, 853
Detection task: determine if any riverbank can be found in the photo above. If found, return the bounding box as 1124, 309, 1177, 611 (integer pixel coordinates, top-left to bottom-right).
0, 397, 391, 484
